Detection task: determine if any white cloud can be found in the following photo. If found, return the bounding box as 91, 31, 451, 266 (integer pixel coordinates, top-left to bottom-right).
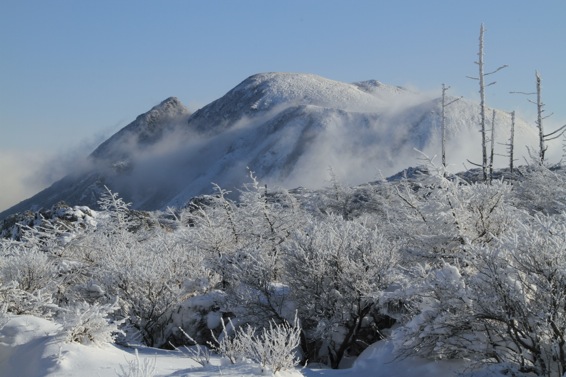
0, 149, 57, 212
0, 138, 98, 213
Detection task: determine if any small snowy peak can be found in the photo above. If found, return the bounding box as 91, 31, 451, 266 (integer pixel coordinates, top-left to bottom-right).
234, 72, 401, 112
131, 96, 191, 129
152, 96, 188, 115
90, 97, 191, 161
187, 72, 421, 136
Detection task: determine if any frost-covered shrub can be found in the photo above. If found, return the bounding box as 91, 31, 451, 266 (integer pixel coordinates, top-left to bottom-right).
220, 244, 295, 326
190, 179, 302, 326
0, 282, 56, 316
0, 242, 59, 316
393, 213, 566, 377
512, 165, 566, 215
52, 188, 216, 347
317, 170, 389, 221
208, 315, 301, 373
284, 214, 399, 368
467, 214, 566, 376
98, 230, 213, 347
237, 315, 301, 373
393, 167, 515, 262
188, 186, 245, 290
61, 301, 121, 345
208, 318, 245, 364
391, 261, 479, 360
0, 244, 56, 293
102, 239, 176, 346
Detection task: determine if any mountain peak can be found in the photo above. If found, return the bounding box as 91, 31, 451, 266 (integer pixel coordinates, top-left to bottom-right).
153, 96, 186, 114
188, 72, 411, 134
90, 97, 190, 161
231, 72, 398, 112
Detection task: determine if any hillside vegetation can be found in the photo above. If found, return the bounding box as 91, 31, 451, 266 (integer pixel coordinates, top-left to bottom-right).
2, 161, 566, 376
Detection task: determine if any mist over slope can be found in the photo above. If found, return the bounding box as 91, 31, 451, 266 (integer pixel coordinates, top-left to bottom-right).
0, 72, 537, 218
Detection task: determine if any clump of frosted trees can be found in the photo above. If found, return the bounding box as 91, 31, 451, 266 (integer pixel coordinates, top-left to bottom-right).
2, 164, 566, 374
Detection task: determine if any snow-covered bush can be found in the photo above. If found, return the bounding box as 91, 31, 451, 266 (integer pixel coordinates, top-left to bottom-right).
191, 178, 302, 325
189, 186, 245, 290
0, 241, 59, 316
391, 261, 479, 360
1, 245, 56, 294
318, 169, 386, 221
208, 315, 301, 373
237, 315, 302, 373
467, 213, 566, 376
0, 281, 55, 317
57, 188, 217, 347
512, 165, 566, 215
61, 301, 121, 345
208, 318, 245, 364
394, 213, 566, 377
97, 229, 213, 347
284, 214, 399, 368
394, 167, 514, 260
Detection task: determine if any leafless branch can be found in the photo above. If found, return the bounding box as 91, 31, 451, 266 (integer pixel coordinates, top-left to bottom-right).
485, 64, 508, 76
509, 91, 536, 96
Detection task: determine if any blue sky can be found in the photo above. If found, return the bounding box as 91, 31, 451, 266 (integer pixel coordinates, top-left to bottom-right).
1, 0, 565, 210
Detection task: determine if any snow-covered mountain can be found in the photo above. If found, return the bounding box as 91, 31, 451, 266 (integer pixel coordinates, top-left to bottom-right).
0, 72, 537, 219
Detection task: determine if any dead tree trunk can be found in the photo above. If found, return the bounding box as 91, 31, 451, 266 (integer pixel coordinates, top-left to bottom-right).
489, 110, 496, 181
510, 111, 515, 172
467, 24, 507, 181
478, 24, 488, 180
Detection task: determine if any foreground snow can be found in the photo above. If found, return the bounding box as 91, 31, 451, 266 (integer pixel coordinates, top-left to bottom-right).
0, 315, 490, 377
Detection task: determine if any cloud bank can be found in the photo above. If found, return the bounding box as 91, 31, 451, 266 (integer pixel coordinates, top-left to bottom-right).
0, 149, 57, 212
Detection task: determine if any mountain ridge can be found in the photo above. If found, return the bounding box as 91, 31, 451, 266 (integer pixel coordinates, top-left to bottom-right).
0, 72, 538, 220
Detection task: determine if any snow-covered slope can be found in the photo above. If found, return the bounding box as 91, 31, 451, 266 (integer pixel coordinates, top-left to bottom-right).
0, 315, 492, 377
0, 72, 538, 218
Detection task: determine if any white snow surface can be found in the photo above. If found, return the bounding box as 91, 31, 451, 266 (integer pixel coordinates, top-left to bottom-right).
0, 315, 496, 377
235, 72, 409, 113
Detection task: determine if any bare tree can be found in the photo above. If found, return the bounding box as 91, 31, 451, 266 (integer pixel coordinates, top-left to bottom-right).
535, 71, 546, 162
489, 110, 496, 180
511, 71, 566, 165
509, 111, 516, 172
467, 24, 507, 181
